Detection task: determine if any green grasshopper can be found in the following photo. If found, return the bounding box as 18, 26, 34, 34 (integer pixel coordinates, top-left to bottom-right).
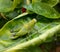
11, 18, 37, 39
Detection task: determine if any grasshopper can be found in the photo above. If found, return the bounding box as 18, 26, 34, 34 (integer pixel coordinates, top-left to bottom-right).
11, 19, 37, 39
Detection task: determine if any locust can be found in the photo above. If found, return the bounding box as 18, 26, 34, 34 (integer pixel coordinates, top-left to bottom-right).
11, 18, 37, 39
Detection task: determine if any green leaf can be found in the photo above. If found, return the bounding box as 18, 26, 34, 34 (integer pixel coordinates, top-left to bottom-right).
0, 13, 60, 52
11, 0, 22, 11
32, 0, 59, 7
24, 3, 60, 19
0, 0, 21, 12
41, 0, 59, 7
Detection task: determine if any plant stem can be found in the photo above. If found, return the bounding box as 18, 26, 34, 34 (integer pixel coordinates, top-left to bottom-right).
4, 24, 60, 52
0, 13, 7, 19
14, 12, 28, 20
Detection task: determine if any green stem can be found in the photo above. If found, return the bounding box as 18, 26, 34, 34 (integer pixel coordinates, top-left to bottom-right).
4, 24, 60, 52
14, 12, 28, 20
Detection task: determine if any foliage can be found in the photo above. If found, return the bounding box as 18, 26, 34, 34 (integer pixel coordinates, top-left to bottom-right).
0, 0, 60, 52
